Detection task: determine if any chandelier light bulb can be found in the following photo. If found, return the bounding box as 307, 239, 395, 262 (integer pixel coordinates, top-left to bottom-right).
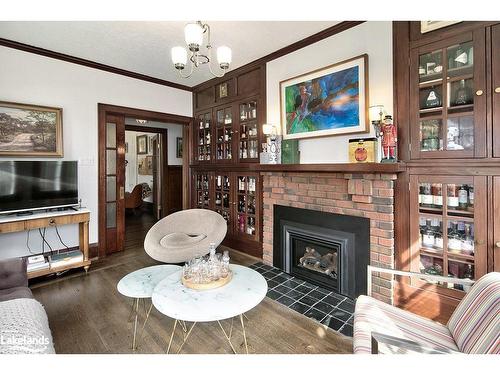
217, 45, 232, 69
184, 23, 204, 52
171, 46, 187, 70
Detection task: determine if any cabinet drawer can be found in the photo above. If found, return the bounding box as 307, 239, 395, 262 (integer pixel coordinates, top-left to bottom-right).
0, 221, 25, 233
26, 216, 71, 230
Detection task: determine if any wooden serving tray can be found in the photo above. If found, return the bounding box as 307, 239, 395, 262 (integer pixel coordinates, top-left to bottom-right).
181, 271, 233, 290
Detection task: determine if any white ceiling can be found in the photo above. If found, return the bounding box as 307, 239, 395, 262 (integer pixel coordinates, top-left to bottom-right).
0, 21, 339, 87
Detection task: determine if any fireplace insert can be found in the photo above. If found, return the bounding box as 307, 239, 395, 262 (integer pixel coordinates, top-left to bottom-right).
273, 205, 369, 299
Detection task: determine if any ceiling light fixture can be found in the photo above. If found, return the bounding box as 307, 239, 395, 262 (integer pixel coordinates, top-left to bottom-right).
136, 119, 148, 124
171, 21, 232, 79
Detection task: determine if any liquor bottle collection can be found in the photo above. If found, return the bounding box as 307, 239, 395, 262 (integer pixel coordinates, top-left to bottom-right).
419, 217, 475, 256
419, 183, 474, 212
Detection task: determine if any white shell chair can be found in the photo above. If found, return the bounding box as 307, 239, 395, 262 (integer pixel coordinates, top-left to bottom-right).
144, 209, 227, 264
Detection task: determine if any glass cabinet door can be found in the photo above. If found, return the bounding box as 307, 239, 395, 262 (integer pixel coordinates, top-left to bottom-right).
195, 111, 213, 162
215, 105, 234, 162
193, 172, 212, 209
214, 173, 233, 235
238, 99, 260, 162
411, 31, 486, 159
235, 174, 258, 240
411, 175, 486, 291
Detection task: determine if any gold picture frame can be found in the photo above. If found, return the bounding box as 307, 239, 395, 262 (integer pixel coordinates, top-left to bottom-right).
420, 21, 461, 34
280, 54, 369, 140
0, 101, 63, 157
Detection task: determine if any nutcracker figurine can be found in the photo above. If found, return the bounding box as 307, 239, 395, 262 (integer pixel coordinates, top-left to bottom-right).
380, 115, 397, 163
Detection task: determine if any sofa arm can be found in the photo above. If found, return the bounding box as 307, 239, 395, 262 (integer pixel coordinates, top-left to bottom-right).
0, 258, 28, 290
371, 332, 458, 354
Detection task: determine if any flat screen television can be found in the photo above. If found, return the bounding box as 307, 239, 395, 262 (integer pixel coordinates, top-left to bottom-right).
0, 161, 78, 214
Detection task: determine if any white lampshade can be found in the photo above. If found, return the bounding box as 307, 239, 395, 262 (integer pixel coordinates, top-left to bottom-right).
171, 46, 187, 69
262, 124, 275, 135
369, 105, 385, 123
217, 45, 232, 69
184, 23, 204, 51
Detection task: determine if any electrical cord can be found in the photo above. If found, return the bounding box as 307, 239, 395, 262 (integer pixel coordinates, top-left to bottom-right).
54, 225, 70, 250
38, 227, 53, 255
26, 229, 35, 254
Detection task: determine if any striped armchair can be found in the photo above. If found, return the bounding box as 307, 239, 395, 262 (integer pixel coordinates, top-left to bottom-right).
353, 268, 500, 354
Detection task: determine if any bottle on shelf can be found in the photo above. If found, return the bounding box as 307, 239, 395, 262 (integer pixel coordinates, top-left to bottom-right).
468, 186, 474, 211
458, 185, 469, 210
447, 222, 462, 253
447, 184, 459, 210
453, 79, 472, 106
246, 217, 256, 235
431, 219, 443, 250
462, 223, 475, 255
431, 183, 443, 209
238, 215, 245, 233
420, 183, 433, 208
422, 219, 435, 248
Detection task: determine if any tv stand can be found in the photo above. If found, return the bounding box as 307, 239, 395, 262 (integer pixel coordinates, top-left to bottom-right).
0, 209, 91, 279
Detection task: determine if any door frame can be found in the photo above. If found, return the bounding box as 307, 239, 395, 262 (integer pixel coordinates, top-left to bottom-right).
98, 103, 192, 258
124, 124, 168, 220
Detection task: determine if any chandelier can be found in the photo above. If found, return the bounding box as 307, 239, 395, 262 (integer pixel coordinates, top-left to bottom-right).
171, 21, 232, 79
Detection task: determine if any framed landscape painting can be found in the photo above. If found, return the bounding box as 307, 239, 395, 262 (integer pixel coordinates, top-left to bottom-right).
280, 54, 368, 140
0, 101, 63, 157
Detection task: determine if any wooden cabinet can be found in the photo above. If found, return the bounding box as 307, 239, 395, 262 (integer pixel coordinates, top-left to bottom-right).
193, 172, 212, 209
492, 24, 500, 158
214, 104, 235, 162
237, 98, 261, 163
493, 177, 500, 271
191, 170, 262, 257
410, 29, 487, 159
410, 175, 487, 291
194, 111, 213, 163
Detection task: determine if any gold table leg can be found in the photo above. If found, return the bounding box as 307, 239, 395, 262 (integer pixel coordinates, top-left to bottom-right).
175, 322, 197, 354
132, 298, 139, 351
139, 301, 154, 340
240, 314, 249, 354
217, 320, 237, 354
166, 319, 178, 354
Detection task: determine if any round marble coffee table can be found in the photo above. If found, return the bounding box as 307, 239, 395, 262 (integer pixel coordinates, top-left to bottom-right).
152, 264, 267, 354
117, 264, 181, 350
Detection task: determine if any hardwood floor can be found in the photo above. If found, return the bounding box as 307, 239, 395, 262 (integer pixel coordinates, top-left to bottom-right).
29, 212, 353, 354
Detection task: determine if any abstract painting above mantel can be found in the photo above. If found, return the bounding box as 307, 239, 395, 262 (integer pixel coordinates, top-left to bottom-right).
0, 101, 63, 157
280, 54, 368, 140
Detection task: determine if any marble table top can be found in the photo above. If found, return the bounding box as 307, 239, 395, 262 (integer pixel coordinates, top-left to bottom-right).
152, 264, 268, 322
117, 265, 181, 299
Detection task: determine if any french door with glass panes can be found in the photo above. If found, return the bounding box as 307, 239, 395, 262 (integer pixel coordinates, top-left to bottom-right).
102, 114, 126, 254
409, 175, 487, 293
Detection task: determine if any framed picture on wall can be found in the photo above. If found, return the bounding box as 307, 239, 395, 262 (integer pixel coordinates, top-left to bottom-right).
136, 134, 148, 155
420, 21, 461, 34
138, 155, 153, 175
176, 137, 183, 158
280, 54, 369, 140
0, 101, 63, 157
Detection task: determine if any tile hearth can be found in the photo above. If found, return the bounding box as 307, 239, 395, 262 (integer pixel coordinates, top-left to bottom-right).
250, 262, 354, 337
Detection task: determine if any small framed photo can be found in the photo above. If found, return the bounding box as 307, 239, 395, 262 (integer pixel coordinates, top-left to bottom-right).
176, 137, 183, 158
136, 134, 148, 155
420, 21, 461, 34
219, 82, 228, 98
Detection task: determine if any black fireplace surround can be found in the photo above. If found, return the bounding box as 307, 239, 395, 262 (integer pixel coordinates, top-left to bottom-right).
273, 205, 369, 299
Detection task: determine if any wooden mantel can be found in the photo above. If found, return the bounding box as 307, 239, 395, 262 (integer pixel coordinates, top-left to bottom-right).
191, 162, 407, 173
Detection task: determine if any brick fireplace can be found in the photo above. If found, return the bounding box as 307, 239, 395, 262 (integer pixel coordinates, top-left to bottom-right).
262, 172, 397, 304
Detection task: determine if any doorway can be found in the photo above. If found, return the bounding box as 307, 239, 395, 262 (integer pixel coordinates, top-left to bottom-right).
98, 104, 192, 258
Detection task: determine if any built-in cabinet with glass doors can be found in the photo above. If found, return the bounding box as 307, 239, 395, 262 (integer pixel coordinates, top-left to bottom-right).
192, 171, 261, 248
410, 30, 486, 159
